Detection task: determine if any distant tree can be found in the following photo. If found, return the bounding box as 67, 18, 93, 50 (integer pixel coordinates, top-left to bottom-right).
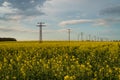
0, 38, 17, 41
112, 40, 119, 42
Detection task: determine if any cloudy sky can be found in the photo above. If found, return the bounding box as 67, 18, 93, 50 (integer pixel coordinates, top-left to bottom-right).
0, 0, 120, 41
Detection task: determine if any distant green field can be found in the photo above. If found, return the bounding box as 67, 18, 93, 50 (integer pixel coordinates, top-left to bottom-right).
0, 41, 120, 80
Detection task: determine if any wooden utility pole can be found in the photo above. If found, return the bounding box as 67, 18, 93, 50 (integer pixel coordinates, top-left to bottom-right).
89, 34, 91, 41
94, 36, 96, 41
67, 29, 71, 42
78, 33, 80, 41
97, 37, 99, 42
81, 32, 83, 41
37, 22, 46, 43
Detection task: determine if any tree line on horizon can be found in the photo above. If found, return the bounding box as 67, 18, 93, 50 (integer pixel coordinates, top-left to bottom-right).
0, 38, 17, 41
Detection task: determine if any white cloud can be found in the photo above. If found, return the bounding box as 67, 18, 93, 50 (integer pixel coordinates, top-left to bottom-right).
0, 1, 18, 14
0, 6, 17, 14
93, 19, 108, 26
0, 1, 46, 22
8, 15, 23, 21
57, 29, 69, 32
59, 18, 120, 27
41, 0, 83, 16
0, 26, 38, 33
2, 1, 11, 7
59, 19, 93, 26
30, 0, 35, 3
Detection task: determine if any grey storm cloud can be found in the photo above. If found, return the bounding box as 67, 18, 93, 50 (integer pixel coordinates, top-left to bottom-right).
0, 0, 48, 19
6, 0, 46, 10
100, 6, 120, 16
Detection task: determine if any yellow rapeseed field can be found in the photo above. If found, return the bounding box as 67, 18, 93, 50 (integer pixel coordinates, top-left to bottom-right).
0, 41, 120, 80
